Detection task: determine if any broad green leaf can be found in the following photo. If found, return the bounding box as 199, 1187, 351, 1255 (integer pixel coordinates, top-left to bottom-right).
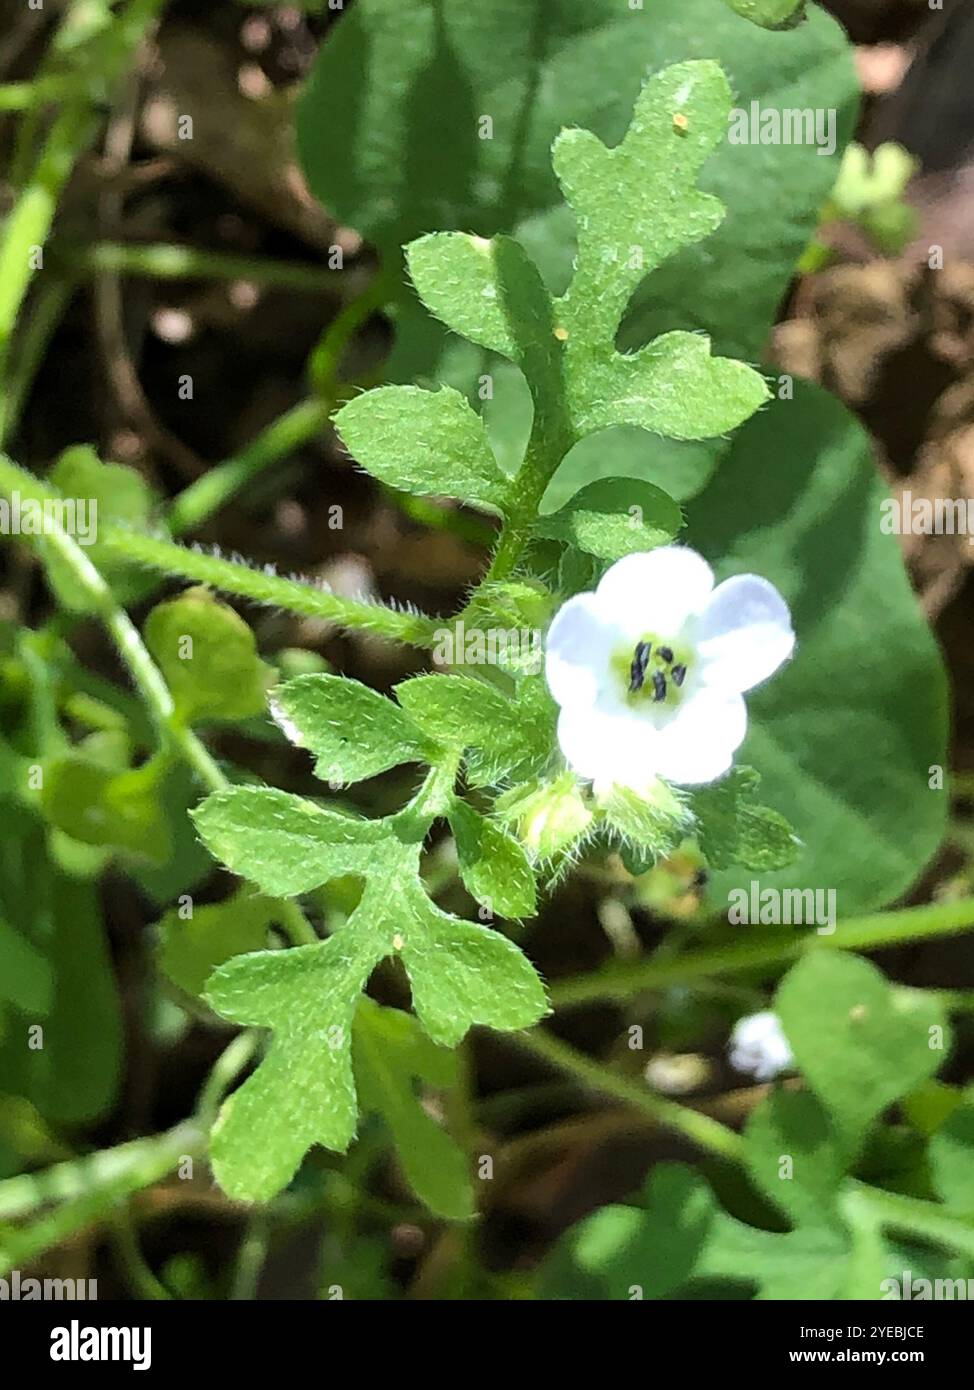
743, 1089, 847, 1228
144, 588, 273, 723
40, 755, 170, 864
353, 999, 474, 1220
695, 1199, 847, 1300
156, 890, 278, 1000
690, 767, 800, 872
42, 446, 154, 611
688, 384, 949, 912
929, 1094, 974, 1216
348, 0, 855, 425
334, 384, 507, 514
447, 799, 536, 919
49, 444, 152, 528
192, 786, 384, 897
0, 814, 122, 1125
269, 672, 432, 783
541, 1162, 847, 1300
775, 954, 948, 1149
544, 429, 721, 512
0, 918, 51, 1017
195, 785, 548, 1201
537, 478, 682, 561
406, 233, 524, 359
395, 672, 510, 743
723, 0, 806, 29
570, 332, 769, 442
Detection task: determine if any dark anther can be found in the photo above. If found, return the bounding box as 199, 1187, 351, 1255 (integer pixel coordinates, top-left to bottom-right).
652, 670, 667, 702
629, 640, 651, 693
658, 645, 674, 663
671, 664, 686, 687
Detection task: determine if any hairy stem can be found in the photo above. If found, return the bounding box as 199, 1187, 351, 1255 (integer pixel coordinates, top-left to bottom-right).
99, 526, 442, 646
0, 1120, 204, 1275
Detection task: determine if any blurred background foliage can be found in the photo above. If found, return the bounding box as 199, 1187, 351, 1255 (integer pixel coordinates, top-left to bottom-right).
0, 0, 973, 1299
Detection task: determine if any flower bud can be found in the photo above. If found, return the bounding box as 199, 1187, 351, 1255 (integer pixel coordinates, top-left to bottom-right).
497, 772, 593, 860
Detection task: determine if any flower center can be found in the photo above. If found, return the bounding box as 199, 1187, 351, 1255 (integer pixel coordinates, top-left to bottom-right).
612, 635, 691, 709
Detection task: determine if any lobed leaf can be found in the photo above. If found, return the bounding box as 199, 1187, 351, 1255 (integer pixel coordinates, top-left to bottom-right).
191, 786, 384, 897
690, 767, 800, 872
334, 384, 507, 514
270, 672, 433, 783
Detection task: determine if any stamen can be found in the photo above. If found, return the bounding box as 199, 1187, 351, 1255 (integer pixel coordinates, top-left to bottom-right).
671, 664, 686, 687
652, 670, 667, 702
629, 640, 651, 693
658, 645, 674, 664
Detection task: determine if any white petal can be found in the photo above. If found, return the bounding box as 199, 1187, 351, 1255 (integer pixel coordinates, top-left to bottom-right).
545, 593, 619, 710
651, 688, 747, 785
556, 704, 659, 784
595, 547, 715, 641
695, 575, 794, 694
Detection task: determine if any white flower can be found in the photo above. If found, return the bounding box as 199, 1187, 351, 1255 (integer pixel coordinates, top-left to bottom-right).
728, 1011, 794, 1082
544, 546, 794, 790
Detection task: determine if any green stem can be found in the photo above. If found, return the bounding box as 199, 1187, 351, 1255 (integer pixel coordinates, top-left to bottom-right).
0, 447, 439, 646
482, 439, 560, 583
511, 1027, 744, 1163
0, 0, 168, 414
53, 240, 343, 295
98, 525, 442, 647
111, 1208, 174, 1300
196, 1029, 260, 1123
0, 1120, 204, 1275
308, 267, 396, 396
551, 896, 974, 1009
167, 398, 331, 537
0, 78, 87, 111
230, 1211, 272, 1300
0, 276, 77, 447
0, 103, 100, 374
